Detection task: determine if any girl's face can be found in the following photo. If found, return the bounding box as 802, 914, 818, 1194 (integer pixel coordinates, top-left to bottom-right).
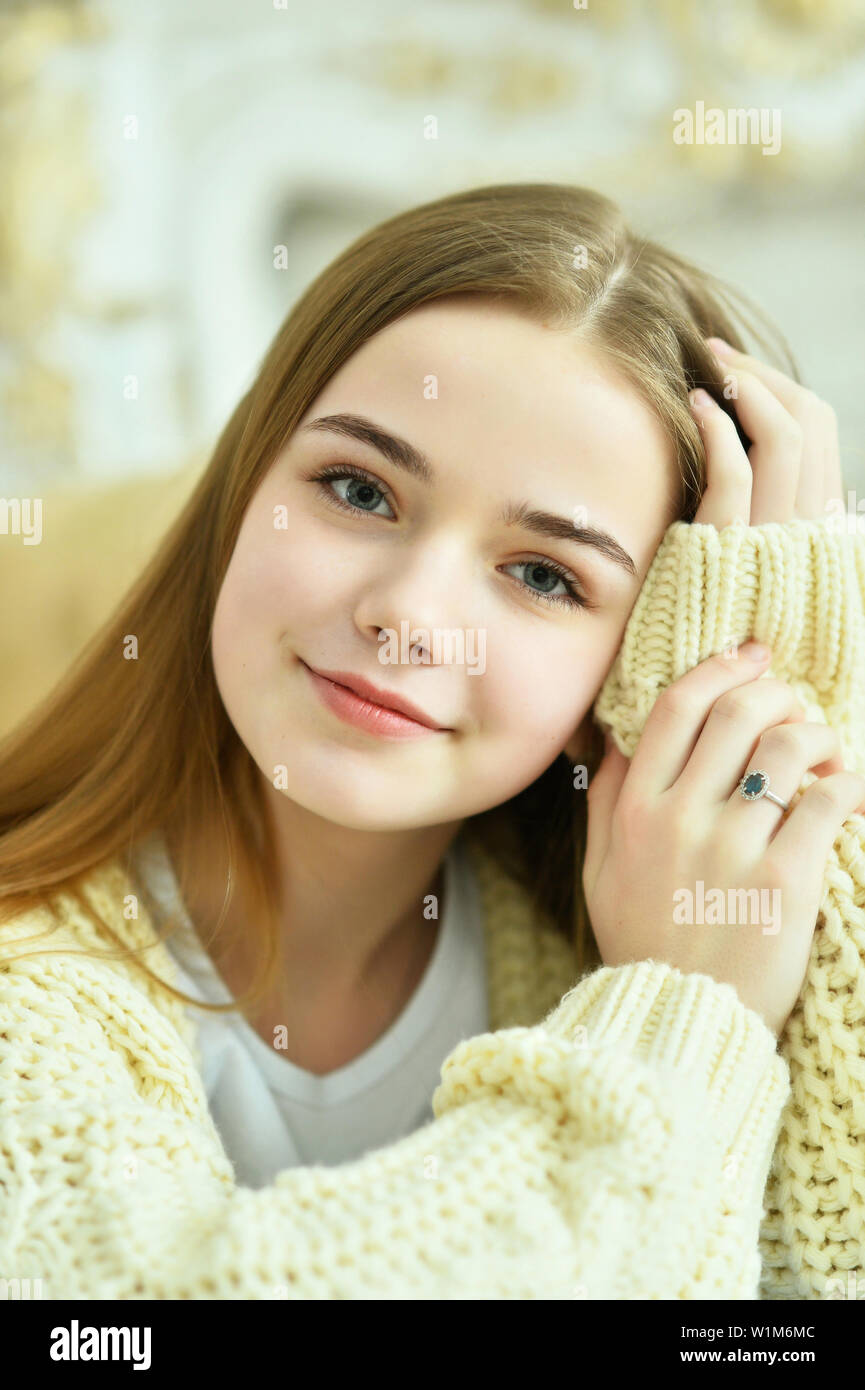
211, 298, 680, 832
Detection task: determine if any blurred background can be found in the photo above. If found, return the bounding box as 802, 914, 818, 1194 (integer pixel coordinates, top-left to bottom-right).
2, 0, 865, 735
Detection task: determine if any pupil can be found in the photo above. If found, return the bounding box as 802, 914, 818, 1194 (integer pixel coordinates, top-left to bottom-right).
349, 480, 378, 509
530, 563, 554, 592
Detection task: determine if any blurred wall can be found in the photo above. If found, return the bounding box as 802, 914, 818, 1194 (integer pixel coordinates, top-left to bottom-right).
1, 0, 864, 735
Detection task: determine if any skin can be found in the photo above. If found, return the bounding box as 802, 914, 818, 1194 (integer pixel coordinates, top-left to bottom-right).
179, 297, 683, 1072
691, 337, 842, 525
589, 338, 861, 1038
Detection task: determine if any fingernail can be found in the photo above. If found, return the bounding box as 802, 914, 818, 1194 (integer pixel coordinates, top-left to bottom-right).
688, 388, 713, 409
707, 337, 735, 356
740, 641, 771, 661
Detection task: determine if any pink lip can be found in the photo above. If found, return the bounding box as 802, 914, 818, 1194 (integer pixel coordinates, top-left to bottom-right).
301, 661, 449, 739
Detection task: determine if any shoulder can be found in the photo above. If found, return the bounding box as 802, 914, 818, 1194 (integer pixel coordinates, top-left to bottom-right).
0, 854, 199, 1059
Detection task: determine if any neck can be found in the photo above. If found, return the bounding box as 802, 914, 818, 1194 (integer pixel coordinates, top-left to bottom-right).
166, 774, 464, 1000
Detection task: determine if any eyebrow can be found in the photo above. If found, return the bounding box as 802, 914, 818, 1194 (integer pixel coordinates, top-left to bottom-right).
300, 413, 637, 579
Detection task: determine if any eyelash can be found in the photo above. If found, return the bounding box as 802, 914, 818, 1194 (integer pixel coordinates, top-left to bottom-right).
306, 462, 594, 612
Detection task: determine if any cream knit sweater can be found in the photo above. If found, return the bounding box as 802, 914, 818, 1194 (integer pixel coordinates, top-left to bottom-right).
594, 515, 865, 1300
0, 515, 862, 1300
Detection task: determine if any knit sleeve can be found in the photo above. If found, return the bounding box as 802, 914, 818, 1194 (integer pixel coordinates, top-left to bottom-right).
592, 512, 865, 1300
593, 515, 865, 774
0, 919, 788, 1300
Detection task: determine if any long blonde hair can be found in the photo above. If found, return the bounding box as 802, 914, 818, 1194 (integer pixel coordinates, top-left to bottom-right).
0, 182, 800, 1006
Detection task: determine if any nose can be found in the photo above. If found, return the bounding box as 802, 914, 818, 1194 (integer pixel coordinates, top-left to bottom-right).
353, 530, 477, 663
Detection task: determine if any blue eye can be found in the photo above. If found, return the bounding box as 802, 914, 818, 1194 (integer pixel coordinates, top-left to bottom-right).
312, 463, 394, 518
308, 464, 593, 612
501, 559, 589, 611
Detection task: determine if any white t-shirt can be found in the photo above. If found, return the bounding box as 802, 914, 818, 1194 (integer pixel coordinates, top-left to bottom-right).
130, 831, 489, 1189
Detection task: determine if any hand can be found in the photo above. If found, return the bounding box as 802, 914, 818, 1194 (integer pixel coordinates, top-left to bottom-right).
584, 645, 865, 1039
689, 339, 842, 528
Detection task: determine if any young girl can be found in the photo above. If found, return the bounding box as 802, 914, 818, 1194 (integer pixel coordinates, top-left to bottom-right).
2, 183, 864, 1300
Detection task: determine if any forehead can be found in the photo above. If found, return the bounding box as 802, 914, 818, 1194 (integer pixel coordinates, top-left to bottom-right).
299, 298, 680, 529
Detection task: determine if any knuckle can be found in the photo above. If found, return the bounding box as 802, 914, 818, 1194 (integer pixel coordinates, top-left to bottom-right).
779, 415, 804, 448
803, 390, 836, 425
725, 446, 752, 474
757, 723, 802, 756
665, 804, 697, 847
612, 794, 646, 843
712, 687, 756, 722
758, 852, 788, 889
656, 688, 699, 724
807, 777, 846, 812
711, 445, 752, 482
711, 677, 805, 728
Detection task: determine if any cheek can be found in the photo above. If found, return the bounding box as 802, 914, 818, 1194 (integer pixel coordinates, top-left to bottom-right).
452, 638, 615, 813
486, 668, 566, 755
488, 633, 614, 745
212, 507, 335, 671
210, 519, 285, 697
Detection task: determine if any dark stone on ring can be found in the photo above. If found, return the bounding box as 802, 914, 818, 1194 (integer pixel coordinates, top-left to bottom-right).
738, 768, 790, 811
741, 770, 768, 799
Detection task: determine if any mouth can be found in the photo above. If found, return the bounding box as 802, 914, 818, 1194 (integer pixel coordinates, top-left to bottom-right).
299, 660, 451, 739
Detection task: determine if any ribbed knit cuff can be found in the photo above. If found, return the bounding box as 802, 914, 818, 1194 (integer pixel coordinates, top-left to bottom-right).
594, 516, 865, 760
543, 959, 790, 1197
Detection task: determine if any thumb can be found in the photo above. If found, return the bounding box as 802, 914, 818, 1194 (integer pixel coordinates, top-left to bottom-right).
584, 730, 629, 883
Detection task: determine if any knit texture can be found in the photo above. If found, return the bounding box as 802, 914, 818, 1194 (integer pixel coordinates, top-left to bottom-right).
593, 515, 865, 1300
0, 847, 788, 1299
0, 513, 860, 1300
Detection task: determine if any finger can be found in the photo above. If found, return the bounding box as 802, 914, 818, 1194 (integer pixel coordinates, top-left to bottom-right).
708, 340, 835, 520
712, 367, 802, 524
689, 390, 752, 529
707, 337, 808, 415
673, 678, 808, 805
622, 645, 772, 806
719, 721, 844, 836
584, 732, 630, 883
763, 772, 865, 888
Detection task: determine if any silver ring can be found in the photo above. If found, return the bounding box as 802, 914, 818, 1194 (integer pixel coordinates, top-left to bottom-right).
738, 768, 790, 812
